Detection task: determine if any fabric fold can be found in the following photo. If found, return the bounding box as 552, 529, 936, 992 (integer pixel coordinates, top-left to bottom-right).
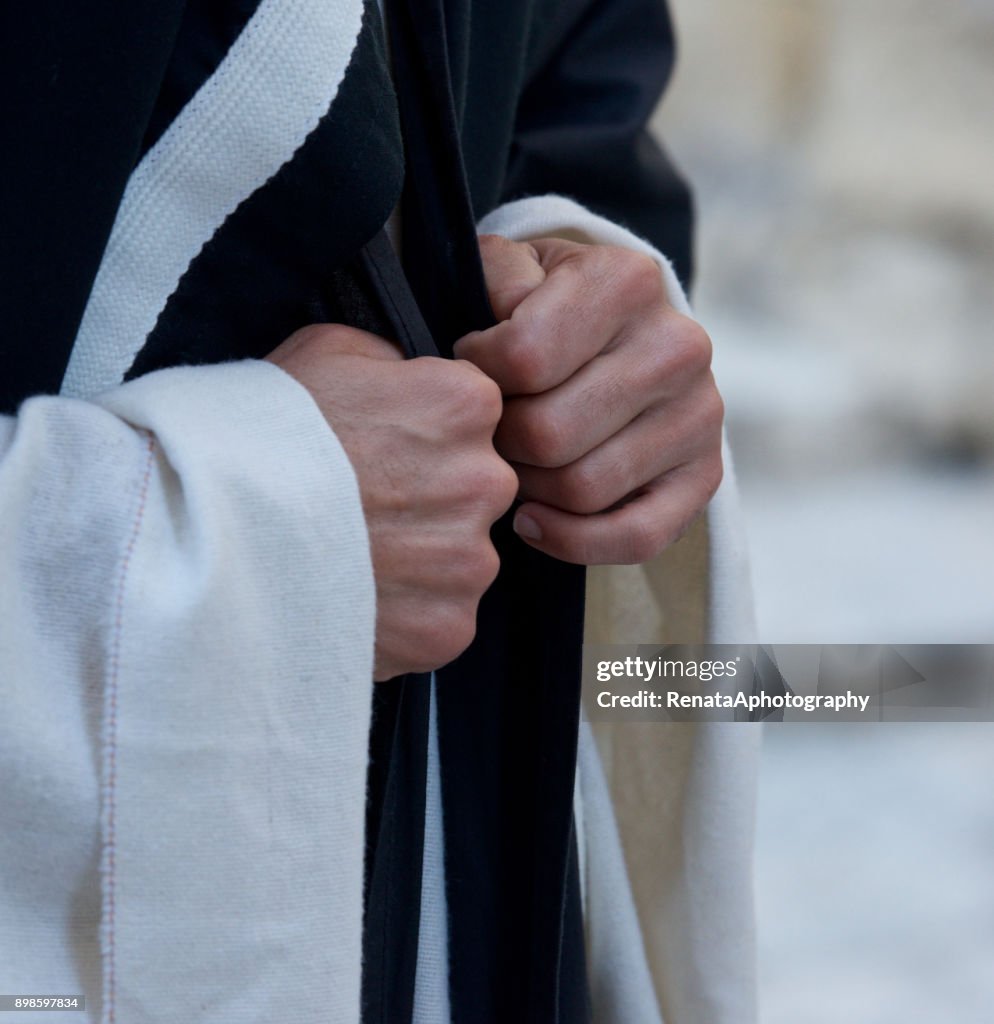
0, 360, 376, 1023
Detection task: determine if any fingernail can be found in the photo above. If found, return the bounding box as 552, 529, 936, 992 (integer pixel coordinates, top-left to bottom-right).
514, 512, 542, 540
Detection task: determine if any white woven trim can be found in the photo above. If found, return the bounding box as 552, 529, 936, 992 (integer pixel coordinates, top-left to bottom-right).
61, 0, 366, 400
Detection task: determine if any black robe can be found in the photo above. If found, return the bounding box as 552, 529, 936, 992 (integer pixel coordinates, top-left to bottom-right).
0, 2, 693, 1021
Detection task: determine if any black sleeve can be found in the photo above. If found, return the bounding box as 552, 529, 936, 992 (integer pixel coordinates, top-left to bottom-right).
501, 0, 695, 290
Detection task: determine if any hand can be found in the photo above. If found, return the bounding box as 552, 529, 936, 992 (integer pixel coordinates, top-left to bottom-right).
453, 234, 723, 565
266, 324, 517, 680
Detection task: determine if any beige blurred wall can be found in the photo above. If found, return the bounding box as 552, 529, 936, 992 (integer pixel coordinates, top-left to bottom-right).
652, 0, 994, 472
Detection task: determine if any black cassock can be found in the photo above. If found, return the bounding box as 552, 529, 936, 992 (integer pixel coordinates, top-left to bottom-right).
0, 1, 692, 1020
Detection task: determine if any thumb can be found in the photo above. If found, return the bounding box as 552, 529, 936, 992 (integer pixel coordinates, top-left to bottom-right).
477, 233, 547, 321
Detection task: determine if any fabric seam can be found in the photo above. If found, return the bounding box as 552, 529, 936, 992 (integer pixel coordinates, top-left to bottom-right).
101, 431, 156, 1024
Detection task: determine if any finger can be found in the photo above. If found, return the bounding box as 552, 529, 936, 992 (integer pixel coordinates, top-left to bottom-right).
512, 388, 723, 514
493, 312, 710, 467
493, 350, 646, 467
477, 234, 547, 321
510, 461, 722, 565
453, 245, 638, 396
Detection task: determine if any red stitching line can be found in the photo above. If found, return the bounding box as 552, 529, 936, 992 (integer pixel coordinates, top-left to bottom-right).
105, 431, 155, 1023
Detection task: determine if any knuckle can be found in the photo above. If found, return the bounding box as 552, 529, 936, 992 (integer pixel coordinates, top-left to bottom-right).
702, 382, 725, 432
672, 317, 714, 374
490, 458, 520, 513
457, 540, 501, 594
458, 457, 516, 517
517, 404, 572, 468
619, 250, 665, 305
625, 514, 664, 565
477, 233, 506, 259
500, 319, 552, 393
560, 459, 611, 514
478, 542, 503, 589
406, 643, 444, 676
443, 362, 504, 430
478, 232, 531, 266
436, 603, 478, 663
411, 603, 477, 671
390, 615, 437, 676
469, 370, 505, 425
699, 454, 724, 502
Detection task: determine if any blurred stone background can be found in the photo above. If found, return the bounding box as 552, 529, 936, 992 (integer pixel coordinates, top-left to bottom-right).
652, 2, 994, 1021
654, 0, 994, 643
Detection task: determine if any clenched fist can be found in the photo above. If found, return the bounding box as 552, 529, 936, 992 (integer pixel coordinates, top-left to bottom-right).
267, 324, 517, 680
454, 234, 724, 566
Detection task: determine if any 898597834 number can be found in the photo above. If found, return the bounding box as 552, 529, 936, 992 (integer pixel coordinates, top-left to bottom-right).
0, 995, 85, 1012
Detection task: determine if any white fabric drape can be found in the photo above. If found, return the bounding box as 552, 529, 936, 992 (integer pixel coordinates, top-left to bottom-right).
0, 362, 376, 1022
